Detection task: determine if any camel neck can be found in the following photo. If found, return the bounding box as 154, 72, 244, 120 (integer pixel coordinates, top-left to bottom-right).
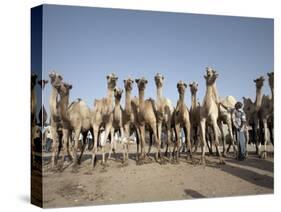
115, 98, 121, 107
59, 95, 69, 121
139, 89, 145, 105
125, 89, 132, 113
50, 87, 59, 117
206, 83, 219, 103
255, 87, 263, 109
156, 86, 162, 100
107, 88, 114, 103
179, 93, 185, 103
191, 92, 197, 109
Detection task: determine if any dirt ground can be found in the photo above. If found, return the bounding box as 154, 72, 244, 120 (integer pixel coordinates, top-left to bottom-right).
40, 144, 274, 208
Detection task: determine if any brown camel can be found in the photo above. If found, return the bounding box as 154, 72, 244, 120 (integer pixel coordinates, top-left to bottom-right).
267, 72, 274, 145
123, 78, 140, 161
56, 82, 92, 168
49, 71, 64, 168
154, 73, 174, 159
91, 73, 118, 167
199, 67, 225, 165
258, 72, 274, 158
135, 77, 162, 162
174, 81, 192, 161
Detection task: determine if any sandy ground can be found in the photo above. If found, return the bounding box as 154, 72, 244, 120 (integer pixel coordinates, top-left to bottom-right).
39, 143, 274, 208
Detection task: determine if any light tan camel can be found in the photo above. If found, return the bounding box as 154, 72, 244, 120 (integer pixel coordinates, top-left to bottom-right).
218, 95, 237, 156
31, 73, 38, 127
135, 77, 162, 162
91, 73, 118, 167
199, 67, 225, 165
173, 81, 192, 161
189, 82, 201, 152
154, 73, 174, 159
123, 78, 140, 160
258, 72, 274, 158
56, 82, 92, 168
49, 71, 64, 168
108, 87, 124, 160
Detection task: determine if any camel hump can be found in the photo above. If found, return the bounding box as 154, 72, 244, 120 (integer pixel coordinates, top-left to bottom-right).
220, 96, 236, 108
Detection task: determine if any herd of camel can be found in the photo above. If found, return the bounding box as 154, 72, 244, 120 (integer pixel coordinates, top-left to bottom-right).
31, 67, 274, 171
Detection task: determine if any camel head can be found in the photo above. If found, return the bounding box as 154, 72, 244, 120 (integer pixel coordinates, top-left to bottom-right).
204, 67, 218, 85
267, 72, 274, 89
56, 82, 72, 98
113, 87, 123, 100
38, 79, 49, 89
31, 73, 37, 89
123, 78, 134, 91
154, 73, 164, 88
189, 81, 198, 94
253, 76, 265, 89
106, 73, 118, 90
49, 71, 63, 87
135, 77, 148, 91
242, 97, 255, 122
177, 80, 187, 95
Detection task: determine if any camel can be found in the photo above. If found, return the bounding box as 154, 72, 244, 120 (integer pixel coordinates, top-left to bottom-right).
56, 82, 92, 168
267, 72, 274, 145
108, 87, 125, 160
189, 82, 201, 152
31, 73, 38, 127
123, 78, 141, 161
154, 73, 174, 159
91, 73, 118, 167
258, 72, 274, 158
199, 67, 225, 165
173, 81, 192, 161
217, 95, 237, 156
49, 71, 64, 168
135, 77, 162, 162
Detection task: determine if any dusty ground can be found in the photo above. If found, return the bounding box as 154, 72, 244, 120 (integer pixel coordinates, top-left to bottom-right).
40, 144, 274, 208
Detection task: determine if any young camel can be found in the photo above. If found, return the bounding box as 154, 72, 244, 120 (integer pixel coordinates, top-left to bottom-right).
199, 67, 225, 165
135, 77, 162, 163
154, 73, 174, 159
123, 78, 141, 161
189, 82, 201, 153
108, 87, 124, 160
174, 81, 192, 161
49, 71, 64, 168
91, 73, 118, 167
56, 82, 92, 169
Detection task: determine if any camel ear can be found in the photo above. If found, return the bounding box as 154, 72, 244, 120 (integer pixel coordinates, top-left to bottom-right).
162, 75, 164, 80
69, 84, 72, 90
189, 83, 192, 87
135, 79, 140, 84
58, 75, 63, 80
196, 83, 198, 87
145, 80, 148, 84
184, 83, 187, 88
204, 75, 207, 80
123, 79, 126, 83
106, 75, 110, 80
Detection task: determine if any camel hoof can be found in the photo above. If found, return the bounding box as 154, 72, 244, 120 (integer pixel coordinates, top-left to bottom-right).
260, 151, 267, 159
199, 157, 206, 166
219, 158, 226, 165
222, 152, 228, 158
136, 159, 144, 166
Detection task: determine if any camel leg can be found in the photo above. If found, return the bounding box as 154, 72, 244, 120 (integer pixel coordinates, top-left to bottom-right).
135, 126, 141, 161
59, 127, 69, 169
108, 128, 115, 160
147, 131, 153, 155
211, 118, 225, 164
151, 122, 161, 162
226, 120, 236, 155
261, 119, 269, 159
174, 124, 181, 162
91, 124, 99, 168
166, 123, 172, 161
50, 126, 59, 169
253, 119, 260, 155
102, 122, 112, 164
157, 121, 163, 151
78, 132, 87, 165
184, 123, 192, 161
72, 128, 81, 168
218, 121, 226, 157
199, 118, 207, 165
139, 125, 146, 161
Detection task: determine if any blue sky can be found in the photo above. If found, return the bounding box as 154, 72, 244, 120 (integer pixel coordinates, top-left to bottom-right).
37, 4, 273, 120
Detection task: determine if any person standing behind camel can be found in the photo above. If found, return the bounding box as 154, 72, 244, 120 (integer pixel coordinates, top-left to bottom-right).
232, 102, 247, 161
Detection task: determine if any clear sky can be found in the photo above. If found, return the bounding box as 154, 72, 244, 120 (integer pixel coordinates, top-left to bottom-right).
38, 4, 273, 120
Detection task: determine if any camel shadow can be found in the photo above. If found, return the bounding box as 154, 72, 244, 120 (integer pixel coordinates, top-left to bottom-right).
208, 162, 273, 189
184, 189, 206, 198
